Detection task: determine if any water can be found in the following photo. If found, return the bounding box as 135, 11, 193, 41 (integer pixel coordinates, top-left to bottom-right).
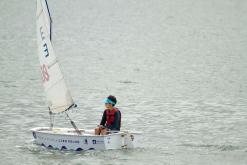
1, 0, 247, 164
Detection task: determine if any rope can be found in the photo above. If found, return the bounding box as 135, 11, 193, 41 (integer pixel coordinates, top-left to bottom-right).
65, 112, 82, 135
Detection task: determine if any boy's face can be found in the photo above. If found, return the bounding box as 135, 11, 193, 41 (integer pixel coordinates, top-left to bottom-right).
105, 103, 113, 109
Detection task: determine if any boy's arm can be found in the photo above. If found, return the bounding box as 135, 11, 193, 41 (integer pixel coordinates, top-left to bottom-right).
100, 110, 106, 126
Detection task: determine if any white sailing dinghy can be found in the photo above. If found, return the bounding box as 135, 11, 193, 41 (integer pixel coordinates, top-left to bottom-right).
31, 0, 142, 151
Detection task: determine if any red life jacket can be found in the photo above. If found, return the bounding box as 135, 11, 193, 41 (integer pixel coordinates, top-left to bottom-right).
105, 108, 121, 128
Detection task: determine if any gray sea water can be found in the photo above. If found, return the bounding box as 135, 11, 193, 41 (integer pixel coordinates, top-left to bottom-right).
1, 0, 247, 164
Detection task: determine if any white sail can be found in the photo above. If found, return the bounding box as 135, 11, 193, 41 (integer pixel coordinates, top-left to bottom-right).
36, 0, 74, 113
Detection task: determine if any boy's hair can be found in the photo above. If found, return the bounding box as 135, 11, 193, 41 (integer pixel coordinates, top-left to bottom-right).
108, 95, 117, 106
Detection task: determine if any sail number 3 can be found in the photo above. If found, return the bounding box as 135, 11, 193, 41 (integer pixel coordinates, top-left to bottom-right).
41, 64, 50, 82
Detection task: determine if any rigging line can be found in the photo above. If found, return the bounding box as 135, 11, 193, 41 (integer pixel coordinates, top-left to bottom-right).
44, 0, 52, 21
44, 0, 52, 40
49, 108, 54, 130
48, 104, 76, 130
65, 111, 81, 135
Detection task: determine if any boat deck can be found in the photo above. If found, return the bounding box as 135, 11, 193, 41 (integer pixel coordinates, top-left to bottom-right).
32, 127, 96, 136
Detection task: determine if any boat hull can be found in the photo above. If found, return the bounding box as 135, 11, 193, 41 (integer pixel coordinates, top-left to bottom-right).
31, 127, 142, 151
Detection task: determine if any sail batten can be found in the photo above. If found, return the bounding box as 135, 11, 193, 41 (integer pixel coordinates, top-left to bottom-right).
47, 60, 57, 68
37, 10, 43, 19
36, 0, 74, 113
44, 76, 65, 92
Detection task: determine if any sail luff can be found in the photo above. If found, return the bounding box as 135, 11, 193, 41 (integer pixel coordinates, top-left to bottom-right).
36, 0, 74, 113
44, 0, 52, 40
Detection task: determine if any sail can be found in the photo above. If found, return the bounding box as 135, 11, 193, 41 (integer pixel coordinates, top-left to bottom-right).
36, 0, 74, 113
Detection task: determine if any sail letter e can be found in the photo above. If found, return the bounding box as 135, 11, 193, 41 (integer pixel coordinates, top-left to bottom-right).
40, 27, 45, 40
41, 64, 50, 82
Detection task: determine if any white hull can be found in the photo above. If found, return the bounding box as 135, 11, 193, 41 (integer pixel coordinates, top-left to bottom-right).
31, 127, 142, 151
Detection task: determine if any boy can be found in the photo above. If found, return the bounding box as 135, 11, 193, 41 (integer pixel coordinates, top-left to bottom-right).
95, 95, 121, 135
